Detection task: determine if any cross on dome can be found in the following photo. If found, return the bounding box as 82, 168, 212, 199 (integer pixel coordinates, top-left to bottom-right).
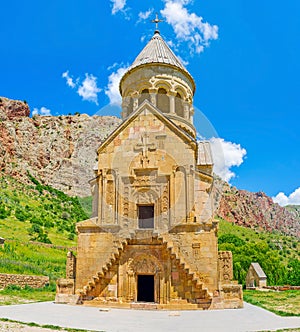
151, 13, 164, 34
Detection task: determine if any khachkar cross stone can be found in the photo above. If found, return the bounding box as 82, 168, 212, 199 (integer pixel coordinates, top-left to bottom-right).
134, 133, 156, 167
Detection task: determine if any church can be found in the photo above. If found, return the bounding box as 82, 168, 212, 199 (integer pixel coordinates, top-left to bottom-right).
56, 27, 243, 310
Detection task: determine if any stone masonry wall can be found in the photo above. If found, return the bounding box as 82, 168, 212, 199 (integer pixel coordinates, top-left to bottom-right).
0, 273, 49, 289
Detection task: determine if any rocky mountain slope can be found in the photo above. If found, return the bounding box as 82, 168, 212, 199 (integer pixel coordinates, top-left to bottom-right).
0, 97, 299, 237
0, 97, 121, 197
216, 179, 300, 237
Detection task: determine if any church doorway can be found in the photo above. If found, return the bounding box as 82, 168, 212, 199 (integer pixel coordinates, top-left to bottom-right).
137, 274, 155, 302
138, 205, 154, 228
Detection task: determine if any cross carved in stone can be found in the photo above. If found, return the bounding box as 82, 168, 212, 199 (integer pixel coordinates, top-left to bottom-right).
134, 133, 156, 167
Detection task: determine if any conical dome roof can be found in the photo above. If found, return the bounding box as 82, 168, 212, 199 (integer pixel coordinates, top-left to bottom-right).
130, 32, 186, 71
122, 32, 195, 92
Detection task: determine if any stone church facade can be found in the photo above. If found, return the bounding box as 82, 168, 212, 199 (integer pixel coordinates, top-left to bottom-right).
56, 31, 243, 309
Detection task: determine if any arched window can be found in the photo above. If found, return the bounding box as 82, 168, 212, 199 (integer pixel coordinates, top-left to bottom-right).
139, 89, 150, 105
157, 88, 169, 113
175, 92, 184, 117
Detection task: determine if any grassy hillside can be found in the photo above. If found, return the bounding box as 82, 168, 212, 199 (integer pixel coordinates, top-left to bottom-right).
218, 218, 300, 286
0, 174, 299, 288
0, 174, 89, 281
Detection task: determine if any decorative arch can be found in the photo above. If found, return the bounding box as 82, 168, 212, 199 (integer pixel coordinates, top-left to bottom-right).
174, 86, 187, 100
129, 253, 163, 274
154, 80, 172, 91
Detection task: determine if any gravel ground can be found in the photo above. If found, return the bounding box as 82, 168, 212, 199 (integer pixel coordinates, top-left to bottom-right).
0, 321, 64, 332
0, 301, 300, 332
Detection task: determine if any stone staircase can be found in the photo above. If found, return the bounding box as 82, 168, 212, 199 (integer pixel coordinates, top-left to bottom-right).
158, 233, 212, 307
77, 232, 212, 308
77, 238, 129, 300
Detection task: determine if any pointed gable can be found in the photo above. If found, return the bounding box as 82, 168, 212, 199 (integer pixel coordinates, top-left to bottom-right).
97, 100, 197, 154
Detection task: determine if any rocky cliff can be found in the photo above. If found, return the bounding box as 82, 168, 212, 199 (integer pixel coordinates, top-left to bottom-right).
0, 97, 121, 197
0, 97, 299, 237
216, 179, 300, 238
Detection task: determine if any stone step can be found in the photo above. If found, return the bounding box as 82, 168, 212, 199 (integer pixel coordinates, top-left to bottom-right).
130, 302, 159, 310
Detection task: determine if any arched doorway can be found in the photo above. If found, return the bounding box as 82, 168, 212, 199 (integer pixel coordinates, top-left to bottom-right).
128, 254, 163, 303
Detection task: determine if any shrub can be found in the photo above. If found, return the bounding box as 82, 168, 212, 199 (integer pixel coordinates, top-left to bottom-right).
0, 206, 10, 219
15, 208, 29, 221
218, 234, 245, 247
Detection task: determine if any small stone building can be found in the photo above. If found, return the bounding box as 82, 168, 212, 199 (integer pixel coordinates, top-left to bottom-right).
56, 29, 243, 309
246, 262, 267, 289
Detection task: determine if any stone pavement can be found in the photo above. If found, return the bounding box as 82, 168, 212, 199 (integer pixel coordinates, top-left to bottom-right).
0, 302, 299, 332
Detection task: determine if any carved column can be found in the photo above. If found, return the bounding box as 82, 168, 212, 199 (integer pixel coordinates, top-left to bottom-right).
113, 169, 119, 225
90, 177, 99, 218
170, 167, 176, 226
183, 102, 190, 120
169, 91, 177, 114
189, 106, 194, 123
98, 170, 103, 224
121, 97, 130, 118
149, 88, 157, 107
102, 169, 108, 224
185, 165, 195, 221
132, 92, 139, 111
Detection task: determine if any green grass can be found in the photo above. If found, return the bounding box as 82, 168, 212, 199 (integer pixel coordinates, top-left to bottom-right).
0, 174, 85, 285
218, 218, 300, 286
0, 174, 88, 245
0, 241, 68, 279
0, 284, 56, 305
78, 196, 92, 219
0, 317, 98, 331
244, 290, 300, 316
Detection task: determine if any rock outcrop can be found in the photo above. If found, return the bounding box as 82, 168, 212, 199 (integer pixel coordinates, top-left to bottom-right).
0, 97, 120, 197
216, 179, 300, 238
0, 97, 30, 120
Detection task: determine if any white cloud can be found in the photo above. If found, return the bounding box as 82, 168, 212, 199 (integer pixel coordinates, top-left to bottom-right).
105, 66, 128, 105
209, 137, 247, 182
62, 71, 76, 88
161, 0, 218, 54
77, 74, 101, 105
111, 0, 127, 15
272, 188, 300, 206
138, 9, 153, 21
32, 106, 52, 116
177, 55, 189, 67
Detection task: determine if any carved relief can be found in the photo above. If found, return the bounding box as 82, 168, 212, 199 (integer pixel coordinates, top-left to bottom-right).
136, 190, 156, 205
130, 254, 163, 274
134, 174, 155, 186
66, 251, 76, 279
122, 184, 130, 227
134, 133, 157, 167
106, 180, 114, 205
192, 243, 201, 258
161, 185, 169, 213
218, 251, 233, 282
126, 258, 135, 301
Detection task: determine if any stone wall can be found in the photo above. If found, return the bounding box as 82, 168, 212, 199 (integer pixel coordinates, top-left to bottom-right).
0, 273, 49, 289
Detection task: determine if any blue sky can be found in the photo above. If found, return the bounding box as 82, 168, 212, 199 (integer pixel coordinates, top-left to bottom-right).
0, 0, 299, 205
